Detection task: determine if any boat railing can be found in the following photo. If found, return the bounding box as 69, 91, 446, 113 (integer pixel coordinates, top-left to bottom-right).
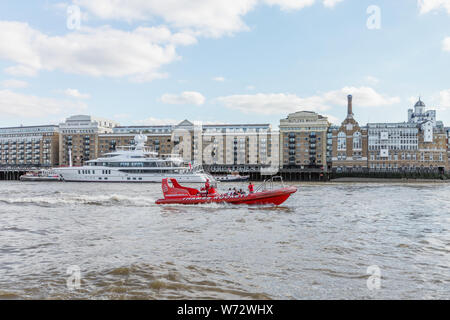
254, 176, 285, 192
160, 153, 183, 159
115, 146, 158, 155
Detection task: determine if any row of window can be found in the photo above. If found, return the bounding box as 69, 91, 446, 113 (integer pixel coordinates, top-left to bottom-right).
87, 161, 181, 168
337, 132, 362, 150
369, 153, 444, 161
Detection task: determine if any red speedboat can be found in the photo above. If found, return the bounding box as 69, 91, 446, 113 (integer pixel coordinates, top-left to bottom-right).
155, 177, 297, 206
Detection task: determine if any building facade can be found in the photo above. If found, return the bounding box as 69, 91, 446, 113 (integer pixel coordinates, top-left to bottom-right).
0, 125, 60, 168
279, 111, 330, 170
367, 99, 448, 172
98, 121, 278, 173
331, 95, 369, 172
59, 115, 119, 166
446, 127, 450, 172
200, 124, 277, 173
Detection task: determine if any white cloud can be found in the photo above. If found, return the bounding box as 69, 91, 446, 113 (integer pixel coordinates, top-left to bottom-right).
443, 37, 450, 51
74, 0, 258, 38
113, 114, 131, 120
322, 0, 344, 8
365, 75, 379, 85
74, 0, 340, 37
1, 79, 28, 88
324, 114, 340, 125
216, 93, 330, 115
323, 86, 401, 107
135, 117, 182, 125
408, 96, 420, 105
418, 0, 450, 14
63, 88, 90, 99
265, 0, 315, 11
213, 76, 225, 82
160, 91, 206, 105
246, 85, 256, 90
216, 87, 400, 115
0, 89, 87, 118
4, 65, 38, 77
1, 2, 343, 82
0, 21, 196, 81
438, 89, 450, 110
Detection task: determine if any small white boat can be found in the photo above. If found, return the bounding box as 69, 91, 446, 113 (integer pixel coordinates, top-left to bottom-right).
20, 169, 61, 182
215, 172, 250, 182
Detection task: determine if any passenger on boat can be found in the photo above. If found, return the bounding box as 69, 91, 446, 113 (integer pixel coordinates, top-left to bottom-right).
248, 182, 254, 193
201, 179, 217, 196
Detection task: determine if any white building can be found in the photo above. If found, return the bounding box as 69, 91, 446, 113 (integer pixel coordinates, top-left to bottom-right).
408, 98, 436, 126
59, 115, 119, 134
368, 123, 419, 159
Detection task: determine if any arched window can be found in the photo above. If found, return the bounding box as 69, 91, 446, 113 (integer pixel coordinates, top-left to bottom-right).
353, 132, 362, 150
338, 132, 346, 151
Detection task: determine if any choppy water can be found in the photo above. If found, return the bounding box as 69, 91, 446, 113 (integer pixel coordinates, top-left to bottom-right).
0, 181, 449, 299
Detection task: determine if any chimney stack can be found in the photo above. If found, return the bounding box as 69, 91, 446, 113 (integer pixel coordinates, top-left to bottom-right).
347, 95, 353, 117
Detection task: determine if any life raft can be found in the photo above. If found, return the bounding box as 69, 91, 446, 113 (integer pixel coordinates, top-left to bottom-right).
155, 177, 297, 206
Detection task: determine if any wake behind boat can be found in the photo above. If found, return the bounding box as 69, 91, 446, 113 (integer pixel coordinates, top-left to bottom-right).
55, 134, 214, 183
156, 176, 297, 206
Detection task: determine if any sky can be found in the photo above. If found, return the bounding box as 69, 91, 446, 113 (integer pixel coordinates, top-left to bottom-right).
0, 0, 450, 129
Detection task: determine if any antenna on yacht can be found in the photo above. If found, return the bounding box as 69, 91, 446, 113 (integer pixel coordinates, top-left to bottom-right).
68, 147, 73, 167
134, 133, 147, 151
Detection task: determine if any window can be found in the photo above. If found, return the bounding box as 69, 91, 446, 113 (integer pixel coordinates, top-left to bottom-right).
337, 132, 346, 151
353, 132, 362, 150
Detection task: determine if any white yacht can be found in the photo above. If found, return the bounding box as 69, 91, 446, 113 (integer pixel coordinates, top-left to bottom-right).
55, 134, 214, 183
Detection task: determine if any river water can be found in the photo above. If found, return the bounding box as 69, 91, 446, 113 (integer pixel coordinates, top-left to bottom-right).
0, 181, 448, 299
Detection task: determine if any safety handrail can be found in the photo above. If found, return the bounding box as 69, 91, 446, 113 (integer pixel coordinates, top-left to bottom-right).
254, 175, 285, 192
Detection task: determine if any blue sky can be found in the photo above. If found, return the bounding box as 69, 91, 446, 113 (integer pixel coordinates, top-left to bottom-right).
0, 0, 449, 128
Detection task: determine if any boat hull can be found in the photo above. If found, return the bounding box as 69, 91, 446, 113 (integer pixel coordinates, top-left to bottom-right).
155, 186, 297, 206
20, 176, 61, 182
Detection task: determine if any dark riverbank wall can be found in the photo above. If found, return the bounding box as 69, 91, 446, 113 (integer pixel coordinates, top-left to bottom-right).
2, 168, 448, 182
0, 170, 26, 181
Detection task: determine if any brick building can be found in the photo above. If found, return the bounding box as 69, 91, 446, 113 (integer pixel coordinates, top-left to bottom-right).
331, 95, 368, 172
